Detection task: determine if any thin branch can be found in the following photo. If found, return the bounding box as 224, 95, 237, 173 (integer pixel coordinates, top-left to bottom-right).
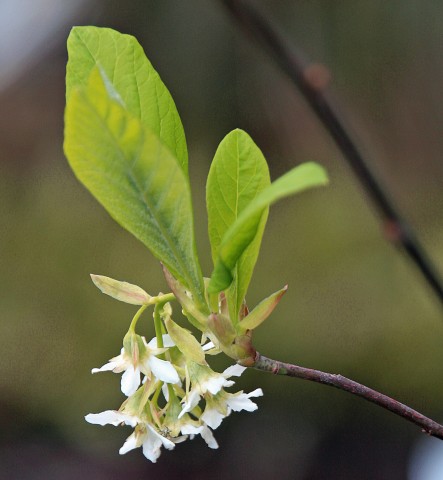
254, 352, 443, 440
220, 0, 443, 306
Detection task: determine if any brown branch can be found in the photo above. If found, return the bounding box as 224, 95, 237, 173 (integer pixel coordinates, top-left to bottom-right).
220, 0, 443, 307
253, 352, 443, 440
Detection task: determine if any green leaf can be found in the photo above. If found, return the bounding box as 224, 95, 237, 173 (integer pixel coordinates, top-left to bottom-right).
206, 129, 270, 322
64, 68, 204, 303
66, 26, 188, 174
206, 129, 270, 260
239, 285, 287, 331
208, 162, 329, 293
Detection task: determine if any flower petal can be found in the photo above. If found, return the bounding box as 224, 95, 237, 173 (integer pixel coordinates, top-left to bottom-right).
223, 364, 247, 378
85, 410, 129, 426
172, 435, 188, 444
149, 426, 175, 451
179, 389, 201, 418
121, 364, 141, 396
204, 375, 229, 395
181, 424, 204, 436
202, 341, 215, 351
148, 355, 180, 384
200, 425, 218, 449
142, 435, 162, 463
227, 388, 263, 412
201, 407, 226, 430
147, 334, 175, 349
119, 431, 140, 455
91, 360, 120, 374
142, 426, 175, 463
247, 387, 264, 398
162, 383, 169, 402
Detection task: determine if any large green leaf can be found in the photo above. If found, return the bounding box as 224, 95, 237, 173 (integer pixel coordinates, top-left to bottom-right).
208, 162, 329, 293
66, 26, 188, 174
206, 129, 270, 322
64, 68, 204, 304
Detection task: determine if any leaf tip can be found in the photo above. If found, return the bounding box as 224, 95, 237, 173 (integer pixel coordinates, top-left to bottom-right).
277, 284, 289, 300
307, 161, 329, 185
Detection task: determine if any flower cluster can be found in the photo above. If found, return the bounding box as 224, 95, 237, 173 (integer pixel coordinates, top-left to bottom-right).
86, 275, 263, 462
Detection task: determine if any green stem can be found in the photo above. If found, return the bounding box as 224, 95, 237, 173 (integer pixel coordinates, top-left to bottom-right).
149, 292, 175, 306
129, 294, 175, 334
153, 303, 165, 350
153, 294, 178, 348
129, 304, 148, 332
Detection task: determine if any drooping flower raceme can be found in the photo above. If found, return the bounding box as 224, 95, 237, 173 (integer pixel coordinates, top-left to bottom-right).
85, 275, 264, 462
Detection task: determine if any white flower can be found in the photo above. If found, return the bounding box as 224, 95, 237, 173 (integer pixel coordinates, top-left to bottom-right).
201, 388, 264, 429
179, 364, 247, 418
85, 409, 176, 463
162, 396, 219, 450
120, 425, 175, 463
92, 334, 179, 396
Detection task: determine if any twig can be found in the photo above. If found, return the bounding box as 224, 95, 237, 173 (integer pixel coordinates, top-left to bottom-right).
220, 0, 443, 306
254, 352, 443, 440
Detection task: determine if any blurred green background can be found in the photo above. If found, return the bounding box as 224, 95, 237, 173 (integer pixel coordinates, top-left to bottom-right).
1, 1, 442, 478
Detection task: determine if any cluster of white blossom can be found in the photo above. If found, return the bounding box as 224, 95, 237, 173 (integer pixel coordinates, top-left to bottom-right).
86, 275, 263, 462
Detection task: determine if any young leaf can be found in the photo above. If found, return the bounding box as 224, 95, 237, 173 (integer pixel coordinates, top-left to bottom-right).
66, 26, 188, 174
206, 129, 270, 322
239, 285, 288, 332
208, 162, 328, 293
206, 129, 270, 260
90, 274, 151, 305
64, 68, 204, 304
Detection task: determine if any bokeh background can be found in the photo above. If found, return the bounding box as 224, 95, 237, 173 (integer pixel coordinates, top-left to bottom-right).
1, 1, 442, 478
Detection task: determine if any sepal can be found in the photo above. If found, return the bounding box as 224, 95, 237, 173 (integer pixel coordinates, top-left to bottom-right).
165, 317, 206, 365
